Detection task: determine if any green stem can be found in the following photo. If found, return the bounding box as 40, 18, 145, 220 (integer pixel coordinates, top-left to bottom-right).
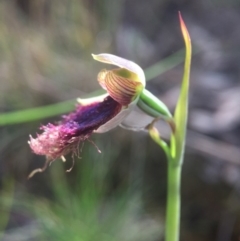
165, 14, 191, 241
166, 158, 182, 241
149, 128, 181, 241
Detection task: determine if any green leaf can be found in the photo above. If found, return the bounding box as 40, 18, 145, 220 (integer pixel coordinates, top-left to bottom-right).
0, 100, 75, 126
170, 13, 192, 163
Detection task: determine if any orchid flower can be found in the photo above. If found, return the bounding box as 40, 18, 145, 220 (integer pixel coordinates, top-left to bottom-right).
28, 54, 173, 177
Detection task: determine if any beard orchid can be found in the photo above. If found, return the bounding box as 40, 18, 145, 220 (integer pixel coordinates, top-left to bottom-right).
29, 54, 173, 177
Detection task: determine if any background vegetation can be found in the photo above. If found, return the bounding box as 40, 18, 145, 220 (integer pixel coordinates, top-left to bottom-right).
0, 0, 240, 240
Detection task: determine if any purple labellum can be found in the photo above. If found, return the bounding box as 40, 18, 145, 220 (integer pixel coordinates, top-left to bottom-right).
29, 96, 121, 161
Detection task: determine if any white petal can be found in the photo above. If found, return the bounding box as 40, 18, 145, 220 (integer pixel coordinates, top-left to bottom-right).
95, 107, 131, 133
95, 98, 138, 133
77, 93, 108, 106
92, 53, 146, 87
119, 105, 155, 131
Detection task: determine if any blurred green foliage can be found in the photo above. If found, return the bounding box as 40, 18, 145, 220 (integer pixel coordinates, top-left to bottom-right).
0, 1, 240, 241
35, 149, 162, 241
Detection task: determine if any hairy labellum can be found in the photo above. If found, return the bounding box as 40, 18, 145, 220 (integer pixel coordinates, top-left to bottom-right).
29, 96, 121, 161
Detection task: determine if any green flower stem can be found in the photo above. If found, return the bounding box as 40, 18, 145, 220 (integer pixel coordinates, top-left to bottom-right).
165, 13, 191, 241
166, 159, 181, 241
149, 13, 191, 241
149, 128, 181, 241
